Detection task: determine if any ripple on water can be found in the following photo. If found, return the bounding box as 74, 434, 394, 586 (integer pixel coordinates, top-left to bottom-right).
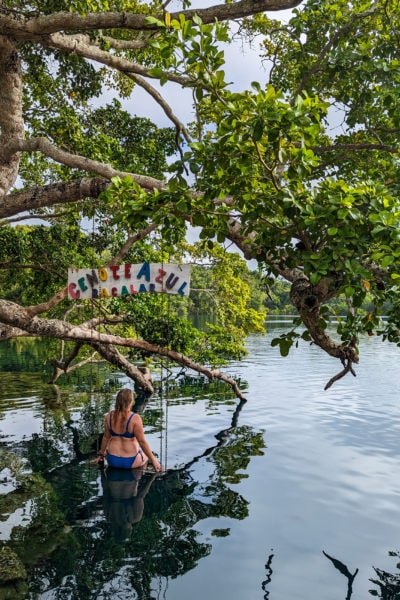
0, 406, 43, 444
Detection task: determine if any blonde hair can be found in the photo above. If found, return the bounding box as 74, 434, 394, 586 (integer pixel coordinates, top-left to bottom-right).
114, 389, 135, 415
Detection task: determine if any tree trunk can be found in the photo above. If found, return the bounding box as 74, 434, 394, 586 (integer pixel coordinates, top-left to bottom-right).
0, 36, 23, 197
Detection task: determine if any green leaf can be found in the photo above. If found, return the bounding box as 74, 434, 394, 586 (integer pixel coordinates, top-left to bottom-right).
381, 255, 394, 267
144, 16, 165, 27
252, 118, 264, 142
279, 339, 292, 357
309, 272, 321, 285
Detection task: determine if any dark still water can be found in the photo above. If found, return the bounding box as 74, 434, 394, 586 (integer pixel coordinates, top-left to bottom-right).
1, 321, 400, 599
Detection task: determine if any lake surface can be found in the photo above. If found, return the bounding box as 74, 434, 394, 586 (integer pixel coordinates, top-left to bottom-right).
1, 319, 400, 599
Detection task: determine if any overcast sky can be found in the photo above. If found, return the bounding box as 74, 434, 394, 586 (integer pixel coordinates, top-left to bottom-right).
109, 3, 297, 129
101, 4, 296, 254
104, 37, 269, 128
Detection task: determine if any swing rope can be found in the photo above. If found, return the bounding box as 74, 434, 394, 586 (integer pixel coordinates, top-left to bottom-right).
161, 291, 171, 469
88, 209, 101, 457
158, 233, 170, 470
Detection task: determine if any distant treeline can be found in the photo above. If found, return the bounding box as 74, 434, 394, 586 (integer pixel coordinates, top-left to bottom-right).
264, 277, 390, 316
188, 266, 390, 319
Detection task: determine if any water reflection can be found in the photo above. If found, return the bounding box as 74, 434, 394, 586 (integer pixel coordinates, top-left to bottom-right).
261, 550, 274, 599
101, 468, 156, 542
322, 550, 400, 599
4, 398, 264, 598
369, 550, 400, 598
2, 334, 400, 599
323, 551, 359, 600
38, 434, 255, 597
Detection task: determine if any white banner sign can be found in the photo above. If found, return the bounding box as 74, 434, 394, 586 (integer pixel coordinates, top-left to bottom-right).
68, 262, 191, 299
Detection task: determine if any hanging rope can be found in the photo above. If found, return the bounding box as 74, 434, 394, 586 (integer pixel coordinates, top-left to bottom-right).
159, 347, 164, 467
88, 209, 101, 457
158, 232, 171, 470
163, 291, 171, 469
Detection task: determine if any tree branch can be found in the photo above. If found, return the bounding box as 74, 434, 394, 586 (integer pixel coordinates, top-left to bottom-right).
0, 178, 110, 219
89, 341, 154, 393
324, 358, 356, 390
0, 138, 165, 191
109, 223, 159, 265
289, 275, 359, 364
25, 287, 68, 317
0, 298, 246, 399
295, 0, 380, 97
46, 32, 189, 86
123, 71, 191, 143
1, 1, 303, 39
49, 352, 102, 383
99, 35, 149, 50
313, 142, 398, 154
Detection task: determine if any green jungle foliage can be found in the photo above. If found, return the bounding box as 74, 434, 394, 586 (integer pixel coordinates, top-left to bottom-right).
1, 0, 400, 383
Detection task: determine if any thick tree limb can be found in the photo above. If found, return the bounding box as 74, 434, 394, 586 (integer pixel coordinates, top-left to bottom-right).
0, 36, 23, 195
313, 142, 398, 154
43, 32, 191, 140
289, 275, 359, 364
89, 341, 155, 394
46, 32, 189, 87
99, 35, 149, 51
0, 324, 30, 340
0, 1, 303, 39
25, 288, 68, 317
0, 298, 246, 400
0, 178, 110, 219
0, 138, 165, 191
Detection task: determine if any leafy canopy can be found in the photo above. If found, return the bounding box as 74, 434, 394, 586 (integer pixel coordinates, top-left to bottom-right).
1, 0, 400, 390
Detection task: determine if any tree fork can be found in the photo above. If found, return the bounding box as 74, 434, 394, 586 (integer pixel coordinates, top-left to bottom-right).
290, 276, 359, 364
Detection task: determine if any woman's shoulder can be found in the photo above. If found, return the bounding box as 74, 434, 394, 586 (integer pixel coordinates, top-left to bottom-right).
130, 411, 142, 426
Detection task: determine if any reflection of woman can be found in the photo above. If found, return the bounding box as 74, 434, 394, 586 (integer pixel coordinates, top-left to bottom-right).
102, 469, 156, 541
94, 388, 162, 472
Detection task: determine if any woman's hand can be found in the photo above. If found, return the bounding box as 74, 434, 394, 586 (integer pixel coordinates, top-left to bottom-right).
152, 459, 164, 472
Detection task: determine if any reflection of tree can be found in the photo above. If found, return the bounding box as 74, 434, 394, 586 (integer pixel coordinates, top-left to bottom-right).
323, 550, 358, 600
25, 432, 65, 473
262, 550, 274, 599
2, 380, 267, 598
323, 549, 400, 600
369, 551, 400, 599
15, 408, 264, 598
24, 394, 112, 472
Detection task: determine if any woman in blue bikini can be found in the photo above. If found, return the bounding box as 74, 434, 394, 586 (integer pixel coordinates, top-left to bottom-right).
94, 388, 163, 472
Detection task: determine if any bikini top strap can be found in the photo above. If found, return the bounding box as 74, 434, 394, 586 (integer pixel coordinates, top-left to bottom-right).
109, 410, 135, 437
125, 412, 135, 433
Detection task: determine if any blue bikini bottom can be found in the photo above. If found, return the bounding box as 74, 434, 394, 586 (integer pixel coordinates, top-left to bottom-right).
107, 449, 144, 469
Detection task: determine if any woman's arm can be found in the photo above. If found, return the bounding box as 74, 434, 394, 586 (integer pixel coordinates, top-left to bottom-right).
137, 472, 158, 499
133, 415, 163, 472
